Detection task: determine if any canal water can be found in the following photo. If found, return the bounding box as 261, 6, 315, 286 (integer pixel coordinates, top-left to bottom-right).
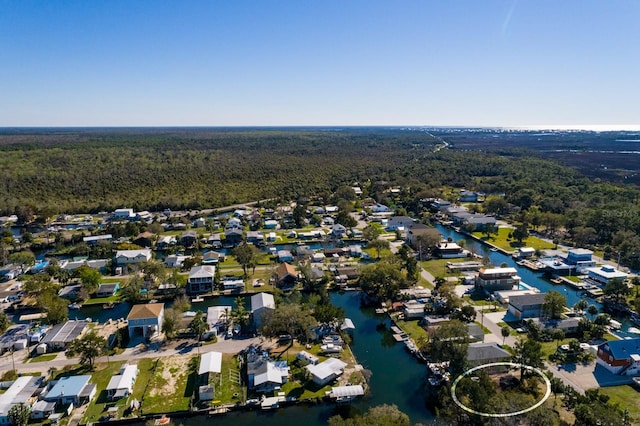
435, 224, 639, 338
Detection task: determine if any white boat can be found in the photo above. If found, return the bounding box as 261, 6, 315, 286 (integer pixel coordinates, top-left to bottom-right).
68, 303, 81, 310
628, 327, 640, 335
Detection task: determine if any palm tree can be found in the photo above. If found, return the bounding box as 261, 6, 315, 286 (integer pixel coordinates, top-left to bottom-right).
501, 327, 510, 345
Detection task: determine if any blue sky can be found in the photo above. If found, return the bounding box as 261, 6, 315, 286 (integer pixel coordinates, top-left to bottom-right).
1, 0, 639, 127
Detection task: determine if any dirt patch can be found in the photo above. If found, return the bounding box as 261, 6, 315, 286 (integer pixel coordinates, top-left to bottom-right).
149, 354, 194, 397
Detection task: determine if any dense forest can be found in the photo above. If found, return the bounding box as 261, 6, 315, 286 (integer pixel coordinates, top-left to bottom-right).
1, 127, 639, 266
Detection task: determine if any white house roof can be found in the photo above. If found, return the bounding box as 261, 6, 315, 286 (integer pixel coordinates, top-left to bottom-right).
115, 249, 151, 259
587, 266, 628, 280
307, 358, 347, 381
0, 376, 40, 417
330, 385, 365, 398
254, 362, 288, 387
198, 351, 222, 375
207, 306, 232, 326
106, 364, 138, 392
251, 292, 275, 312
189, 265, 216, 279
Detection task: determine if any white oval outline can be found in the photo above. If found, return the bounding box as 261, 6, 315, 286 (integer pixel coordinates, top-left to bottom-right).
450, 362, 551, 418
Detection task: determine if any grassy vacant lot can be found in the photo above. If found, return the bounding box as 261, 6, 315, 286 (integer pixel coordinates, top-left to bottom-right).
201, 353, 244, 407
141, 355, 197, 414
396, 318, 428, 343
472, 228, 555, 251
600, 385, 640, 423
84, 294, 121, 305
28, 354, 58, 363
420, 257, 468, 278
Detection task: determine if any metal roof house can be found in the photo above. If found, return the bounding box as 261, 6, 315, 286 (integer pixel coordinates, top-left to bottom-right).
251, 292, 275, 328
41, 320, 89, 351
44, 375, 96, 406
507, 293, 547, 320
306, 358, 347, 386
187, 265, 216, 295
597, 338, 640, 375
106, 364, 138, 401
0, 376, 42, 424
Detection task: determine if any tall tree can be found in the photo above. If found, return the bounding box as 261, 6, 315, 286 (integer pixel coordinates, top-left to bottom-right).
189, 311, 210, 342
512, 338, 544, 381
543, 290, 567, 319
65, 330, 107, 369
233, 243, 259, 277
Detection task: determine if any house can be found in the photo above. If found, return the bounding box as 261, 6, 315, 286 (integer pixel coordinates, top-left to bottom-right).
202, 251, 225, 265
539, 257, 575, 276
221, 277, 244, 291
566, 248, 594, 265
246, 231, 265, 246
264, 219, 279, 229
352, 186, 363, 196
187, 265, 216, 295
330, 224, 347, 239
193, 217, 206, 228
106, 364, 138, 400
530, 317, 581, 334
164, 254, 188, 269
431, 199, 451, 211
329, 385, 365, 402
114, 249, 152, 265
41, 320, 89, 351
207, 233, 222, 249
475, 267, 520, 292
596, 338, 640, 375
61, 259, 109, 273
0, 376, 42, 424
370, 203, 390, 213
224, 227, 243, 247
113, 208, 135, 220
180, 231, 198, 248
273, 262, 298, 288
251, 292, 275, 328
406, 224, 440, 249
156, 235, 177, 251
348, 245, 363, 258
306, 358, 347, 386
30, 400, 56, 420
403, 301, 426, 320
459, 190, 479, 203
386, 216, 415, 231
466, 342, 511, 367
586, 265, 628, 285
517, 247, 536, 259
296, 351, 319, 365
464, 214, 497, 231
44, 375, 96, 406
507, 293, 547, 320
206, 306, 232, 336
127, 303, 165, 339
58, 284, 83, 300
434, 241, 466, 259
82, 234, 113, 245
277, 250, 294, 263
0, 324, 29, 353
133, 232, 154, 248
198, 351, 222, 381
95, 283, 119, 298
247, 355, 290, 392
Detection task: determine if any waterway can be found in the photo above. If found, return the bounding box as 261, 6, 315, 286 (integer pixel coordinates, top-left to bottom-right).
118, 291, 442, 426
435, 224, 639, 338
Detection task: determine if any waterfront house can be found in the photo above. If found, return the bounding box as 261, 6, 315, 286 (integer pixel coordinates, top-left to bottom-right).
565, 248, 594, 266
330, 224, 347, 238
251, 292, 275, 328
586, 265, 628, 285
306, 358, 347, 386
296, 350, 319, 365
187, 265, 216, 294
517, 247, 536, 259
247, 356, 290, 393
127, 303, 164, 339
386, 216, 415, 232
82, 234, 113, 245
464, 215, 497, 231
198, 351, 222, 384
273, 262, 298, 289
434, 241, 467, 259
106, 364, 138, 400
0, 376, 42, 424
507, 293, 547, 320
180, 231, 198, 248
95, 283, 119, 298
114, 249, 152, 266
403, 301, 426, 320
206, 306, 232, 336
58, 284, 82, 300
156, 235, 177, 251
44, 375, 96, 406
329, 385, 365, 402
224, 227, 243, 247
207, 233, 222, 249
246, 231, 265, 246
164, 254, 188, 269
596, 338, 640, 375
41, 320, 89, 351
277, 250, 294, 263
133, 231, 154, 248
475, 267, 520, 292
202, 251, 225, 264
221, 277, 244, 291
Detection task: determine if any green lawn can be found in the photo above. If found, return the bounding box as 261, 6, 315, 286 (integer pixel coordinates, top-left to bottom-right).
396, 318, 429, 343
419, 258, 468, 279
472, 227, 555, 251
82, 361, 126, 423
84, 294, 121, 305
565, 276, 581, 283
29, 354, 58, 363
203, 353, 244, 406
600, 385, 640, 424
